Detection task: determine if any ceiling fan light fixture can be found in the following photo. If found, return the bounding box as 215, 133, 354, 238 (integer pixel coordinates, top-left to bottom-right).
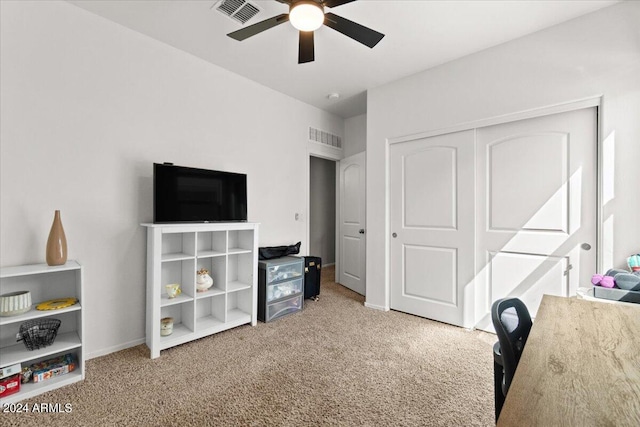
289, 1, 324, 32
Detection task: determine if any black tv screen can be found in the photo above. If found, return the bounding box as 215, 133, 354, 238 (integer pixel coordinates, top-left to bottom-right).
154, 163, 247, 223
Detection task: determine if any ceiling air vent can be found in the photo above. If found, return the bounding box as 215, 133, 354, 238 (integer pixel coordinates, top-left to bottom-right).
214, 0, 260, 25
309, 127, 342, 149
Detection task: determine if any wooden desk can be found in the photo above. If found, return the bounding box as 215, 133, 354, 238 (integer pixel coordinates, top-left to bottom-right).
498, 295, 640, 426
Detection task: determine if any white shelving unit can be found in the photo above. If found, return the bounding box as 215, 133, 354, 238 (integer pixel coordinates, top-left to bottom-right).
143, 222, 259, 359
0, 261, 85, 404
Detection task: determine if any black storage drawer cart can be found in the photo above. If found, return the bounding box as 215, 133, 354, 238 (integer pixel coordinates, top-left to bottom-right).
258, 256, 304, 322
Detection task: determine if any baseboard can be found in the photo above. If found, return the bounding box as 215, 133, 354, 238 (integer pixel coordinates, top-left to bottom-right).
323, 262, 335, 267
86, 338, 146, 360
364, 302, 389, 311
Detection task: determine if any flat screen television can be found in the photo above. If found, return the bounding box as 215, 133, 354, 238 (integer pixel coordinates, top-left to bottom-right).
154, 163, 247, 223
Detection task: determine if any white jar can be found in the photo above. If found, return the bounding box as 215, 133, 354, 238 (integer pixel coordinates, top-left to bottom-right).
160, 317, 173, 336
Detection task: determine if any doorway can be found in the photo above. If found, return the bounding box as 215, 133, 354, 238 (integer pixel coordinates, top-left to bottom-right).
309, 156, 336, 267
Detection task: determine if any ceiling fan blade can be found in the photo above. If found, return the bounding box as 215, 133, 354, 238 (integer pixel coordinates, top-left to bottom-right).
323, 0, 357, 8
227, 13, 289, 41
324, 12, 384, 48
299, 31, 315, 64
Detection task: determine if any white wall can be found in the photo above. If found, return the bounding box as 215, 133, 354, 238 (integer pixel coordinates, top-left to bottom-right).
0, 0, 343, 357
309, 157, 336, 264
344, 114, 367, 157
366, 2, 640, 309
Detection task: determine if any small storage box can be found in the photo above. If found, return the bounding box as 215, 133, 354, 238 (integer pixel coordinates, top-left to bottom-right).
266, 278, 303, 303
258, 256, 305, 322
0, 363, 21, 380
266, 261, 303, 283
31, 353, 77, 383
0, 374, 21, 398
266, 295, 303, 322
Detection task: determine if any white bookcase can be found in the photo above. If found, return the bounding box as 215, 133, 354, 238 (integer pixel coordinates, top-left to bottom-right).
143, 222, 259, 359
0, 261, 85, 404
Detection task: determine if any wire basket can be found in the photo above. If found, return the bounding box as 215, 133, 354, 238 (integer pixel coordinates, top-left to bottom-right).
16, 318, 61, 351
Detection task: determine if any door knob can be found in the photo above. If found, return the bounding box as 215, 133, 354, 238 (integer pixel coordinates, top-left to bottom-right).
359, 229, 365, 234
392, 233, 397, 238
581, 243, 592, 251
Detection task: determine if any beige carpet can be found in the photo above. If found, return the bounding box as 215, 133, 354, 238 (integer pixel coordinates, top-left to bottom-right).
4, 266, 496, 426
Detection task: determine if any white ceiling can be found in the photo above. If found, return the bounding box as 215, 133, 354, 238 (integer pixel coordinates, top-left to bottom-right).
68, 0, 618, 118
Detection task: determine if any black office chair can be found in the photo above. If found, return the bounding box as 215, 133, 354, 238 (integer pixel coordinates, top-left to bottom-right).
491, 297, 532, 422
492, 341, 504, 422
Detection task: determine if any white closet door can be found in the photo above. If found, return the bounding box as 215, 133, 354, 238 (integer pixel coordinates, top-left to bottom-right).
388, 108, 597, 329
389, 130, 476, 327
475, 107, 597, 330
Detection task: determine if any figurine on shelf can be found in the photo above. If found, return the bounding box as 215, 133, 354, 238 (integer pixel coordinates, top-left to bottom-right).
165, 284, 181, 299
196, 268, 214, 292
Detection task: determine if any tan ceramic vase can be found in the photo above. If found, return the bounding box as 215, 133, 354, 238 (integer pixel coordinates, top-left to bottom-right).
46, 210, 67, 266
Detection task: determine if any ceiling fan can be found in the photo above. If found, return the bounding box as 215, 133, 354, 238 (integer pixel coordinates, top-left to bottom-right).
227, 0, 385, 64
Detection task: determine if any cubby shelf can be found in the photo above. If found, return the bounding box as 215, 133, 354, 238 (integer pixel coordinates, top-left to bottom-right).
195, 316, 224, 331
161, 253, 195, 262
159, 323, 192, 345
0, 261, 84, 404
228, 248, 252, 255
143, 222, 259, 358
0, 332, 82, 368
197, 250, 226, 259
16, 370, 83, 401
160, 293, 194, 307
0, 303, 81, 327
227, 309, 251, 323
227, 281, 251, 292
195, 288, 225, 299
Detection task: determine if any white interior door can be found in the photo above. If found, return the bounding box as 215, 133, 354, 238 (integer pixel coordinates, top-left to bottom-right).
338, 152, 366, 295
474, 107, 597, 330
389, 130, 476, 327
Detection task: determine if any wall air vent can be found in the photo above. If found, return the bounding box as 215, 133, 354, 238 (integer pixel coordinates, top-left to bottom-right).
309, 127, 342, 149
214, 0, 260, 25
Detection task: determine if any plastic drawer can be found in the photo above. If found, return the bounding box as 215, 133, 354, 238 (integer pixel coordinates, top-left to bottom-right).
266, 295, 303, 322
267, 262, 303, 283
266, 278, 303, 303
